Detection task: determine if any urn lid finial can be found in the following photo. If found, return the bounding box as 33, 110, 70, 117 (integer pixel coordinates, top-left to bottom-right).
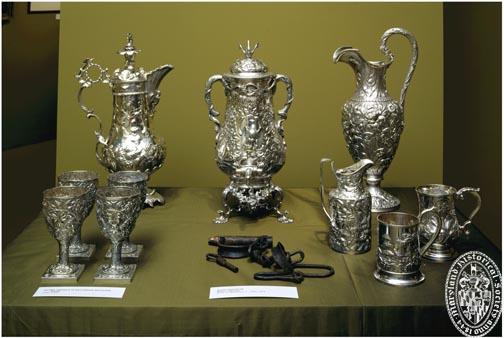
230, 40, 268, 74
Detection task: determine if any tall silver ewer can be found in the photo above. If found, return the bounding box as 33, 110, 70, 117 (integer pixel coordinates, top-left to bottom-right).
205, 41, 294, 224
76, 33, 173, 208
333, 28, 419, 212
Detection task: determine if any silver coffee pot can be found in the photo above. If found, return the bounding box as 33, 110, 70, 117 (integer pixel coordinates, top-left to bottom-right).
205, 41, 293, 224
76, 33, 173, 207
320, 158, 374, 254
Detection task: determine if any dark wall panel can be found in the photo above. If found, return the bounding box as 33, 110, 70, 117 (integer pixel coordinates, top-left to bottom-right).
444, 3, 502, 249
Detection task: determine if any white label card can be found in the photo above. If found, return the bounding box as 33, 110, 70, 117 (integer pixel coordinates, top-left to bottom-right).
209, 285, 298, 299
33, 287, 126, 299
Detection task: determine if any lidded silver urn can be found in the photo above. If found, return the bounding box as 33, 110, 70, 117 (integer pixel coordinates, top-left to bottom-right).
205, 41, 294, 224
76, 33, 173, 207
333, 28, 419, 212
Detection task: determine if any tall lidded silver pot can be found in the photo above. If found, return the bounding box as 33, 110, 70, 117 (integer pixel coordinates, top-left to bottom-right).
320, 158, 374, 254
205, 41, 294, 224
333, 27, 419, 212
76, 33, 173, 208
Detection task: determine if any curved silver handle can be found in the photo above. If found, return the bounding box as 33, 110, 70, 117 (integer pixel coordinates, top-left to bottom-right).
379, 27, 418, 111
418, 206, 443, 256
273, 74, 293, 136
319, 158, 334, 222
455, 187, 481, 234
76, 58, 111, 147
204, 74, 224, 135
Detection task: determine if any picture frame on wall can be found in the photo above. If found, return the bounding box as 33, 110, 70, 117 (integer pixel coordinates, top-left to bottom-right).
28, 2, 60, 14
2, 2, 13, 21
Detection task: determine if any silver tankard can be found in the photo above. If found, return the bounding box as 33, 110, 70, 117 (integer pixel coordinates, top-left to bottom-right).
205, 41, 294, 224
374, 209, 442, 287
416, 184, 481, 262
320, 158, 374, 254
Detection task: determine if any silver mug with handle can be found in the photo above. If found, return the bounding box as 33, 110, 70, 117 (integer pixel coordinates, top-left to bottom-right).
416, 184, 481, 262
374, 208, 442, 287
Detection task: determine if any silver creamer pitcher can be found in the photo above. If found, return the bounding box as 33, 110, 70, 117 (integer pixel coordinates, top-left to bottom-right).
76, 33, 173, 207
320, 158, 374, 254
205, 41, 293, 224
333, 28, 419, 213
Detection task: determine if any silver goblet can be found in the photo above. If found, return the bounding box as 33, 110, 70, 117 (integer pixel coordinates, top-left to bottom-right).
57, 170, 99, 259
94, 186, 143, 283
41, 186, 88, 281
106, 171, 148, 259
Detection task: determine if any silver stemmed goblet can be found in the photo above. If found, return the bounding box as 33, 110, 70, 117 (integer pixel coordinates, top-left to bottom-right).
41, 186, 88, 281
57, 170, 99, 258
94, 186, 143, 283
106, 171, 148, 259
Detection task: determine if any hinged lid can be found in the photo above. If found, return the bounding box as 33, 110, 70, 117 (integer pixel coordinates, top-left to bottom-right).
229, 41, 270, 76
112, 33, 147, 84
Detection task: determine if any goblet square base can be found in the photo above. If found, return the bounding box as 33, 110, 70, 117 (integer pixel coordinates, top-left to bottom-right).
94, 264, 137, 284
68, 244, 96, 260
41, 264, 85, 282
105, 244, 143, 259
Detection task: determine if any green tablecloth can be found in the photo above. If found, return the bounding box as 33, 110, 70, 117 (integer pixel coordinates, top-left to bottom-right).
2, 188, 501, 336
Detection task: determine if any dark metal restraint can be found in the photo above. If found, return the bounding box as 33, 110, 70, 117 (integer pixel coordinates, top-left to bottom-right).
207, 235, 334, 284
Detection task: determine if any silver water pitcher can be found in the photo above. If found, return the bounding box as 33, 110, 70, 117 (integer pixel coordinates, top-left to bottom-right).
76, 33, 173, 208
374, 210, 442, 287
320, 158, 374, 254
333, 28, 419, 212
416, 184, 481, 262
205, 41, 294, 224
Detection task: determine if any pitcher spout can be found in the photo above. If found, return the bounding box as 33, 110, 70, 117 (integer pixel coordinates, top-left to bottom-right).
146, 64, 174, 112
333, 46, 366, 71
335, 159, 374, 189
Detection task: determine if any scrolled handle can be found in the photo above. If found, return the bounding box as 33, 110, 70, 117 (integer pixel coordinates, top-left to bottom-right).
273, 74, 293, 136
418, 206, 443, 256
76, 58, 112, 146
455, 187, 481, 234
379, 27, 418, 111
319, 158, 334, 222
204, 74, 224, 135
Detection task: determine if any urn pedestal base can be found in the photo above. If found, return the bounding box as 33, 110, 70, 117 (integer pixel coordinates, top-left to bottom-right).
373, 268, 425, 287
422, 243, 457, 262
367, 178, 400, 212
214, 178, 292, 224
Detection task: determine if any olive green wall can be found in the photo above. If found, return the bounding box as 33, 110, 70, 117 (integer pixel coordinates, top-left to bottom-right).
3, 3, 59, 248
56, 2, 443, 188
3, 3, 59, 149
443, 3, 501, 249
